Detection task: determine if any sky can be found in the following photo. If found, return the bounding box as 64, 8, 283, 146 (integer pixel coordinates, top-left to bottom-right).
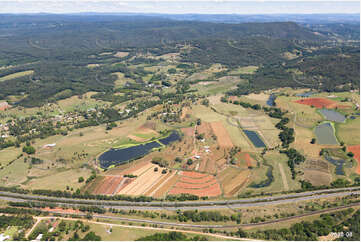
0, 0, 359, 14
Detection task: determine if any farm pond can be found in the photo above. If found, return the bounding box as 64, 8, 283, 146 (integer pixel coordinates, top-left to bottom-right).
324, 154, 345, 175
319, 109, 346, 123
315, 122, 338, 145
243, 130, 266, 148
99, 131, 180, 169
266, 94, 276, 106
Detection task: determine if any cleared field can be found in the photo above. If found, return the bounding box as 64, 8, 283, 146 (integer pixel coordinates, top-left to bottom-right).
24, 168, 92, 190
347, 145, 360, 174
301, 159, 331, 186
118, 163, 169, 196
127, 123, 159, 142
91, 176, 133, 195
0, 157, 28, 186
303, 169, 332, 186
168, 171, 221, 197
0, 147, 22, 166
210, 121, 234, 148
291, 124, 321, 158
0, 70, 34, 82
84, 222, 222, 241
229, 66, 258, 75
218, 167, 250, 197
336, 116, 360, 145
194, 76, 242, 95
180, 127, 194, 136
192, 105, 251, 150
145, 171, 174, 196
246, 93, 269, 101
277, 96, 323, 128
294, 97, 351, 109
114, 51, 129, 58
153, 172, 179, 198
113, 72, 134, 88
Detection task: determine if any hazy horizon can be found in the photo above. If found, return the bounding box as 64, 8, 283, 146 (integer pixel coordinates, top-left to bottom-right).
0, 1, 360, 14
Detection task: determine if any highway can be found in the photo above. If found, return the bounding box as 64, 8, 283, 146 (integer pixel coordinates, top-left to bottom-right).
0, 188, 359, 211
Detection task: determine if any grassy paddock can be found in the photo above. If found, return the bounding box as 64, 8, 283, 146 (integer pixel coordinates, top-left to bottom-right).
0, 70, 34, 82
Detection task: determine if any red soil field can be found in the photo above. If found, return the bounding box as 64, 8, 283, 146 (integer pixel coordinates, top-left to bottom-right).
43, 207, 81, 214
179, 175, 214, 183
347, 145, 360, 174
93, 176, 125, 195
181, 171, 209, 178
181, 107, 189, 119
294, 97, 350, 109
168, 182, 221, 197
175, 181, 218, 189
241, 153, 253, 167
104, 176, 123, 195
197, 122, 211, 134
181, 127, 194, 137
210, 122, 234, 148
169, 171, 221, 197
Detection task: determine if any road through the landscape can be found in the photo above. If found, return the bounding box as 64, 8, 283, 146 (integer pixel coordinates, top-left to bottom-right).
0, 187, 359, 210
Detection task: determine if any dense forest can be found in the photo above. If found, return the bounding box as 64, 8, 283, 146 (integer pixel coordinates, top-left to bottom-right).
0, 14, 359, 107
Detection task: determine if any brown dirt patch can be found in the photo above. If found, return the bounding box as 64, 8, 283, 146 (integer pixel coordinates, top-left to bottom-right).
144, 172, 173, 196
127, 134, 146, 142
347, 145, 360, 174
43, 207, 80, 214
114, 51, 129, 58
210, 121, 234, 148
304, 169, 332, 186
294, 97, 350, 109
222, 169, 250, 196
181, 107, 189, 120
181, 171, 209, 178
181, 127, 194, 137
168, 182, 221, 197
169, 171, 221, 197
153, 173, 179, 198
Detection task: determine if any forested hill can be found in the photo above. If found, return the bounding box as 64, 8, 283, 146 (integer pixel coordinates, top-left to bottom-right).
0, 14, 359, 107
0, 15, 322, 52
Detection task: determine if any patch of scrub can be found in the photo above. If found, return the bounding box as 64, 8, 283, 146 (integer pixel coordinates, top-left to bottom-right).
319, 109, 346, 123
315, 122, 338, 145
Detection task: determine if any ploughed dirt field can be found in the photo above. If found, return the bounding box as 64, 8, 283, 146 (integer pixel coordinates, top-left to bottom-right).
347, 145, 360, 174
168, 171, 222, 197
294, 97, 351, 109
210, 121, 234, 148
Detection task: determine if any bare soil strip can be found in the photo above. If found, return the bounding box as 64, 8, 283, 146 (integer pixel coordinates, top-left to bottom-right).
278, 163, 289, 191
